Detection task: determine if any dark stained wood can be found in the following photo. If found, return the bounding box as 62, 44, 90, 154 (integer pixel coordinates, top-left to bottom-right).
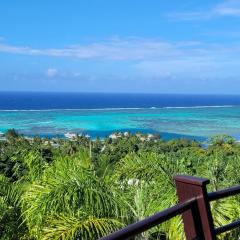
99, 199, 196, 240
174, 175, 210, 186
99, 175, 240, 240
215, 219, 240, 235
175, 175, 216, 240
208, 185, 240, 201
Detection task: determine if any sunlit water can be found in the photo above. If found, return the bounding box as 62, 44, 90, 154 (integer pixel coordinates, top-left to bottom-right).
1, 92, 240, 140
1, 106, 240, 141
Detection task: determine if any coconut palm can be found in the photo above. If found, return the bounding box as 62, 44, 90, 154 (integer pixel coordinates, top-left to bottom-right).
115, 147, 240, 239
21, 150, 124, 240
115, 152, 189, 239
0, 174, 28, 240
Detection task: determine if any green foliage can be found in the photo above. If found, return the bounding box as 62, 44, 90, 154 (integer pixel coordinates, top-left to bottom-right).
42, 215, 123, 240
21, 150, 124, 239
0, 174, 28, 240
5, 129, 20, 141
0, 133, 240, 239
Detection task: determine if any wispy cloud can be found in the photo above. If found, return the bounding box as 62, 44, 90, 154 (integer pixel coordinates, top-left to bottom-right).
0, 38, 178, 60
2, 36, 240, 94
168, 0, 240, 21
167, 11, 211, 21
215, 0, 240, 16
46, 68, 58, 77
0, 37, 240, 63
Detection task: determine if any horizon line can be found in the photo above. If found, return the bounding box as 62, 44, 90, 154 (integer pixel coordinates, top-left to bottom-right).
1, 90, 240, 96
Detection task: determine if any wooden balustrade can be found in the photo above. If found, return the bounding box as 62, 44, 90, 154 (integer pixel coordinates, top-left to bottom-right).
100, 175, 240, 240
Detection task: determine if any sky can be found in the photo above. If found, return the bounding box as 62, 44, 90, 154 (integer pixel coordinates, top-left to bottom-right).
1, 0, 240, 94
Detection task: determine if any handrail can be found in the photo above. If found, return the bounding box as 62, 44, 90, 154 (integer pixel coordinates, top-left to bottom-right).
99, 176, 240, 240
99, 199, 196, 240
215, 220, 240, 235
208, 185, 240, 201
208, 185, 240, 236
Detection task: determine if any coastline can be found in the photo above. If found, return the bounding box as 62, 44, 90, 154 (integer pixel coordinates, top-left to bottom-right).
0, 129, 217, 143
1, 93, 240, 141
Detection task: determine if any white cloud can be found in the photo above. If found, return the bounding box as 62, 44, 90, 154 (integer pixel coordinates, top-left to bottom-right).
168, 0, 240, 20
167, 11, 211, 21
1, 37, 240, 83
215, 0, 240, 16
0, 38, 176, 60
46, 68, 58, 77
0, 37, 240, 63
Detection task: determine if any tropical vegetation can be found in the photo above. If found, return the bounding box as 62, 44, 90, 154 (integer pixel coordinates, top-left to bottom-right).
0, 129, 240, 239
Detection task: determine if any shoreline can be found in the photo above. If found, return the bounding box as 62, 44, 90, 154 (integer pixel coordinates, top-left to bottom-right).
0, 129, 217, 143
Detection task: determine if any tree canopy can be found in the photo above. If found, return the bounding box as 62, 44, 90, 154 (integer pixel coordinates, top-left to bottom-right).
0, 130, 240, 239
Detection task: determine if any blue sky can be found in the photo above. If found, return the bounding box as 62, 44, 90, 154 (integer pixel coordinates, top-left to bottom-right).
1, 0, 240, 93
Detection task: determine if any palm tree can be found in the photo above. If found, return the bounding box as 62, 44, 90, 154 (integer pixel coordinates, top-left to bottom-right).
0, 174, 28, 240
115, 147, 240, 240
115, 152, 187, 239
21, 150, 124, 240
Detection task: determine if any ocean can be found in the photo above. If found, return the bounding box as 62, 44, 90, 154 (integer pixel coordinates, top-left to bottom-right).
1, 92, 240, 140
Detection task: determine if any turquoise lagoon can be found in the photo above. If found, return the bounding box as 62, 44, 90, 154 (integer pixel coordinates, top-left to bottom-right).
1, 106, 240, 141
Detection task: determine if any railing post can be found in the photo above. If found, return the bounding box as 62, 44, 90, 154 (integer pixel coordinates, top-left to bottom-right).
175, 175, 215, 240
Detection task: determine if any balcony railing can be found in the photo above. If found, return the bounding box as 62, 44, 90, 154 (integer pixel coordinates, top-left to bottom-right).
100, 175, 240, 240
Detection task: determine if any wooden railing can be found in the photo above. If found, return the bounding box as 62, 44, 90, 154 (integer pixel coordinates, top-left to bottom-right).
100, 175, 240, 240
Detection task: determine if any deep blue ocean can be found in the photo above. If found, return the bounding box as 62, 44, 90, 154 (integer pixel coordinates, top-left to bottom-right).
1, 92, 240, 140
1, 92, 240, 110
